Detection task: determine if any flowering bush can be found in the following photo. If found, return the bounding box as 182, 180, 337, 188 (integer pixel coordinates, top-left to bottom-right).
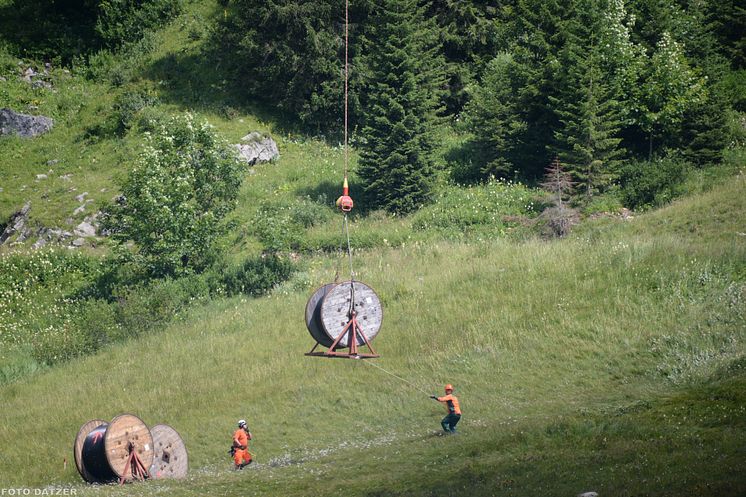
103, 112, 244, 277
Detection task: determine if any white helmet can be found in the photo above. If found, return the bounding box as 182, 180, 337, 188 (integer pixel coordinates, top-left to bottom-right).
238, 419, 246, 427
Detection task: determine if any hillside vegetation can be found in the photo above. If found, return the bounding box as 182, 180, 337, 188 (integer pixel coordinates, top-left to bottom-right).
0, 0, 744, 495
0, 168, 744, 496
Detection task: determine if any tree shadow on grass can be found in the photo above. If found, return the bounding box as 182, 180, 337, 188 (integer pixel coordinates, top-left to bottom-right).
296, 179, 378, 218
143, 46, 300, 135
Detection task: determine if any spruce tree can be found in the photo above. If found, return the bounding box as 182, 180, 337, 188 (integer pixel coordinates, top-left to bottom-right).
539, 157, 579, 237
217, 0, 370, 131
551, 0, 625, 200
509, 0, 574, 179
462, 53, 527, 179
422, 0, 505, 114
356, 0, 445, 214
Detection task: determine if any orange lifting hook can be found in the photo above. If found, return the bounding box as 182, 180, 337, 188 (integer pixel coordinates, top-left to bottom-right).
336, 176, 354, 212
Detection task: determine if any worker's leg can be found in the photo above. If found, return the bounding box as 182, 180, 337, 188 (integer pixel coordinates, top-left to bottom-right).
448, 414, 461, 433
441, 415, 451, 433
234, 449, 247, 468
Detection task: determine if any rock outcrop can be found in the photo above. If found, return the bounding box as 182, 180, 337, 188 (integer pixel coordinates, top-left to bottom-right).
0, 108, 54, 138
234, 132, 280, 165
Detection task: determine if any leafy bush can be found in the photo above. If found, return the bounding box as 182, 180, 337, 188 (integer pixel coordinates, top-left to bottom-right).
220, 255, 296, 297
109, 86, 159, 134
85, 84, 159, 138
581, 191, 624, 216
103, 112, 244, 278
112, 275, 210, 339
0, 0, 181, 64
619, 157, 690, 210
96, 0, 183, 49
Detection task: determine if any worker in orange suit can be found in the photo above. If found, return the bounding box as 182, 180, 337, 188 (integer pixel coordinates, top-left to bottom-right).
430, 384, 461, 433
232, 419, 253, 469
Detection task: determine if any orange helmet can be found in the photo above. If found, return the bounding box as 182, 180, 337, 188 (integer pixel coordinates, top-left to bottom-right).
444, 384, 453, 393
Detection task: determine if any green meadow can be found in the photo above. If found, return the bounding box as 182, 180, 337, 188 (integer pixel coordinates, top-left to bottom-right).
1, 174, 744, 496
1, 1, 745, 495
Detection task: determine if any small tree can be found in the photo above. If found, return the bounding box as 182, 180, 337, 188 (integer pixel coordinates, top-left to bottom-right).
462, 52, 527, 179
541, 157, 574, 208
104, 113, 244, 278
539, 157, 578, 237
636, 32, 707, 158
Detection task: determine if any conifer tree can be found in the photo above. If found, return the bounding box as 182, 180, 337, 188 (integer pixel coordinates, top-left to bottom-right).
423, 0, 504, 114
541, 157, 574, 208
508, 0, 574, 179
218, 0, 370, 131
551, 0, 625, 200
539, 157, 578, 237
462, 53, 527, 179
356, 0, 445, 214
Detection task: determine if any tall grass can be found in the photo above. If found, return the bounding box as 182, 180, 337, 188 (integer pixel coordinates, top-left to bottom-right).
0, 174, 743, 496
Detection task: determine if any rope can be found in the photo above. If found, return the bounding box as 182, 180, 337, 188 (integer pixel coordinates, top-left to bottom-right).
344, 0, 349, 179
341, 0, 355, 291
361, 360, 432, 397
343, 213, 354, 280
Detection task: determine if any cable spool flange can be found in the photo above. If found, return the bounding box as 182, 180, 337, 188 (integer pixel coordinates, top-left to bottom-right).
305, 283, 337, 347
149, 424, 188, 479
74, 419, 108, 483
320, 280, 383, 347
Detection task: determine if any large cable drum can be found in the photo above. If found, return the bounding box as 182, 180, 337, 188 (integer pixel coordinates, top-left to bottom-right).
148, 424, 188, 479
80, 414, 154, 483
74, 419, 108, 483
319, 280, 383, 347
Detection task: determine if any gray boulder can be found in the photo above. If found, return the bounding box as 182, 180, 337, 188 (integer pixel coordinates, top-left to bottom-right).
0, 108, 54, 138
74, 221, 97, 238
234, 132, 280, 165
0, 202, 31, 245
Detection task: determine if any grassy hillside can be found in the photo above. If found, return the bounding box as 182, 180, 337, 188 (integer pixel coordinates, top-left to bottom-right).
1, 1, 744, 495
0, 174, 743, 496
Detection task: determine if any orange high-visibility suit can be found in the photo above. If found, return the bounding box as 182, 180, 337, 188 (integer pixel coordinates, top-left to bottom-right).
435, 393, 461, 433
233, 428, 252, 467
436, 393, 461, 415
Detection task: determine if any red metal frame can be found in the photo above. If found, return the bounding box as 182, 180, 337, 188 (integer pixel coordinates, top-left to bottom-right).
118, 442, 149, 485
305, 310, 379, 359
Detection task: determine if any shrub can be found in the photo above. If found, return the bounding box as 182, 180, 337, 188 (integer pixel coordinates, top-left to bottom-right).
619, 157, 690, 210
107, 86, 159, 135
112, 275, 210, 340
221, 255, 296, 297
103, 112, 245, 278
96, 0, 183, 49
252, 198, 332, 252
538, 205, 580, 238
581, 191, 624, 216
411, 179, 537, 238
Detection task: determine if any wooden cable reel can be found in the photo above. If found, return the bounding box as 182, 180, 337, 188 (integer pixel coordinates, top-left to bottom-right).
74, 414, 187, 484
73, 419, 108, 483
304, 1, 383, 359
149, 424, 188, 479
79, 414, 153, 483
305, 280, 383, 358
